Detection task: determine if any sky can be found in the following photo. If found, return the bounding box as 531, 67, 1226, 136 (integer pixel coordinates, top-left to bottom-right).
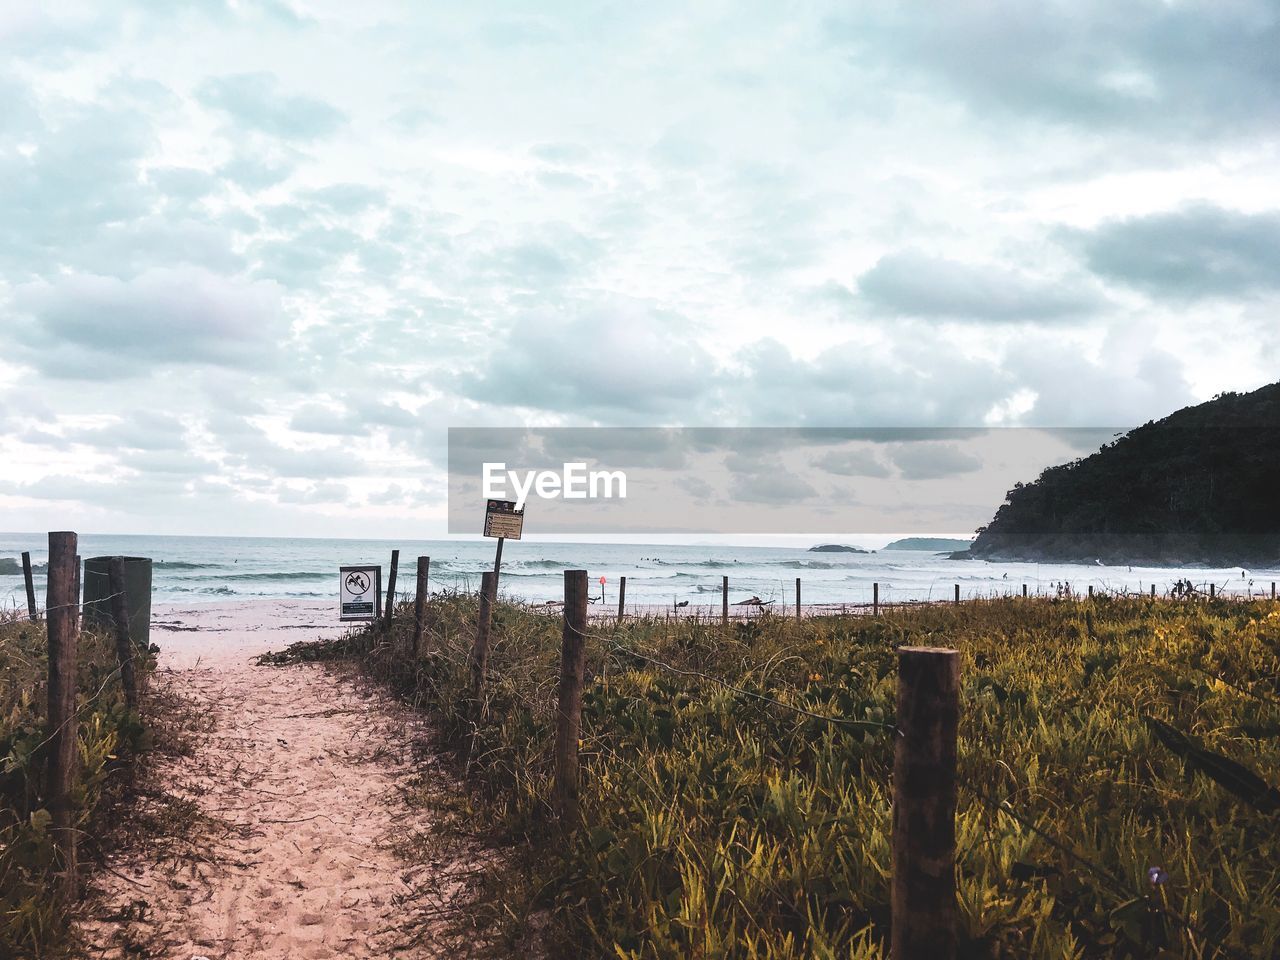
1, 0, 1278, 541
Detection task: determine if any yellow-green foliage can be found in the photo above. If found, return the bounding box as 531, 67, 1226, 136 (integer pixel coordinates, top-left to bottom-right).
331, 594, 1280, 959
0, 616, 153, 958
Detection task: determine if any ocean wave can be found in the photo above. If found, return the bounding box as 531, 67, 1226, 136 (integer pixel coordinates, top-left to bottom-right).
154, 560, 222, 570
169, 571, 331, 582
0, 558, 47, 575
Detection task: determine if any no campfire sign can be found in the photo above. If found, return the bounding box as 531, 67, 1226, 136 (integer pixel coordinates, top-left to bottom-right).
339, 565, 382, 621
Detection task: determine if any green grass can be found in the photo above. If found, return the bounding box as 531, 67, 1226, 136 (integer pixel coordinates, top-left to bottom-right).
271, 592, 1280, 958
0, 612, 154, 958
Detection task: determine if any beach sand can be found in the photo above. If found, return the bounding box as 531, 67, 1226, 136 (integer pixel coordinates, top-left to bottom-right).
78, 600, 484, 959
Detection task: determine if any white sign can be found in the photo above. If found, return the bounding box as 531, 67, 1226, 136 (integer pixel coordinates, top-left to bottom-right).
484, 499, 524, 540
340, 565, 382, 621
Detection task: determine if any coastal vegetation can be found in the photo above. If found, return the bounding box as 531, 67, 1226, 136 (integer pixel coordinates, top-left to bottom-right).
967, 382, 1280, 565
267, 589, 1280, 958
0, 611, 154, 958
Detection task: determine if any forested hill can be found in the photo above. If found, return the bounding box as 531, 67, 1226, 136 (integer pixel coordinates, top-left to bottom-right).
965, 382, 1280, 565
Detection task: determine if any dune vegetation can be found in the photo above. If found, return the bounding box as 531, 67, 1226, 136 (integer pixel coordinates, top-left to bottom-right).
262, 590, 1280, 959
0, 612, 154, 958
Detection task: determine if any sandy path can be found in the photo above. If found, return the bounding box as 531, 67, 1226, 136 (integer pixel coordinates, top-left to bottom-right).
80, 601, 481, 960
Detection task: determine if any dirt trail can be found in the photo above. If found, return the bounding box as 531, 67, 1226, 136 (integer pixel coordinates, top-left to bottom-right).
80, 602, 481, 960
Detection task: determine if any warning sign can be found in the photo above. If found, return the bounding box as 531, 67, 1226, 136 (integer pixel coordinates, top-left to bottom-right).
483, 499, 524, 540
339, 565, 382, 621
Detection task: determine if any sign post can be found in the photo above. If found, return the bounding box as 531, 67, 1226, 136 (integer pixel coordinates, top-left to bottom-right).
340, 565, 382, 621
483, 499, 524, 599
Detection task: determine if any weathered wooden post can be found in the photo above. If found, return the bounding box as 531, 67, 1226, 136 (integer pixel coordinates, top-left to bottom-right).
384, 549, 400, 627
107, 558, 138, 713
46, 531, 79, 897
412, 556, 429, 656
72, 555, 81, 628
22, 550, 37, 621
1209, 583, 1215, 600
470, 572, 495, 702
1272, 582, 1276, 600
617, 576, 626, 624
722, 575, 729, 627
873, 581, 879, 617
554, 569, 589, 824
893, 646, 959, 960
1088, 585, 1094, 600
796, 577, 802, 621
953, 583, 960, 605
1022, 583, 1027, 598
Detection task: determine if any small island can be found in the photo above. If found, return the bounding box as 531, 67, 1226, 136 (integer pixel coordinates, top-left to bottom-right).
807, 544, 870, 553
882, 538, 973, 552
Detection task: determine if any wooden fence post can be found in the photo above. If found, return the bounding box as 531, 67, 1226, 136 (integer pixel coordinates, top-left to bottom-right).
796, 577, 801, 621
46, 531, 79, 898
722, 575, 728, 627
107, 558, 138, 713
893, 646, 960, 960
873, 581, 879, 617
384, 549, 400, 627
953, 584, 960, 605
617, 576, 626, 624
413, 556, 429, 656
469, 572, 495, 703
1209, 583, 1215, 600
1272, 582, 1276, 600
22, 550, 37, 621
1022, 583, 1027, 598
1151, 584, 1157, 598
73, 555, 81, 628
1088, 585, 1094, 599
554, 570, 589, 824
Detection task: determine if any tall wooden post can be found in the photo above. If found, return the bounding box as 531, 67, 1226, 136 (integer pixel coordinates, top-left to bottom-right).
470, 572, 494, 702
1209, 583, 1215, 600
413, 556, 429, 656
1022, 583, 1027, 598
893, 646, 959, 960
384, 549, 400, 627
1151, 584, 1157, 598
617, 576, 626, 624
1088, 585, 1094, 599
1272, 582, 1276, 600
873, 581, 880, 617
22, 550, 37, 621
953, 584, 960, 605
107, 558, 138, 713
492, 536, 505, 594
72, 555, 81, 628
796, 577, 801, 621
554, 570, 589, 824
721, 575, 729, 626
46, 531, 79, 897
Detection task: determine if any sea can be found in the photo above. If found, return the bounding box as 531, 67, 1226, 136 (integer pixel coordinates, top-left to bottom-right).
2, 533, 1276, 613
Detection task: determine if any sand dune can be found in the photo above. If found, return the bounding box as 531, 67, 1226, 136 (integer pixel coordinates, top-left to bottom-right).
79, 601, 485, 959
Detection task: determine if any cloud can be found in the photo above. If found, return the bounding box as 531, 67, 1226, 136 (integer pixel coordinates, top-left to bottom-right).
459, 300, 715, 418
889, 442, 983, 481
826, 2, 1280, 137
857, 250, 1100, 321
197, 72, 345, 140
812, 448, 892, 478
11, 267, 286, 378
1071, 203, 1280, 299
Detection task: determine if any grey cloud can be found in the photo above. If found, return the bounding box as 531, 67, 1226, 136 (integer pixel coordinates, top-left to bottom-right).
827, 2, 1280, 137
889, 443, 983, 481
302, 183, 385, 214
858, 250, 1101, 321
459, 301, 714, 418
197, 72, 345, 140
66, 412, 190, 452
12, 267, 286, 379
1071, 204, 1280, 299
811, 448, 892, 478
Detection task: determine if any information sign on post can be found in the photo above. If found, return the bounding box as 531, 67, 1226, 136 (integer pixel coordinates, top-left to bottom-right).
340, 565, 382, 621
